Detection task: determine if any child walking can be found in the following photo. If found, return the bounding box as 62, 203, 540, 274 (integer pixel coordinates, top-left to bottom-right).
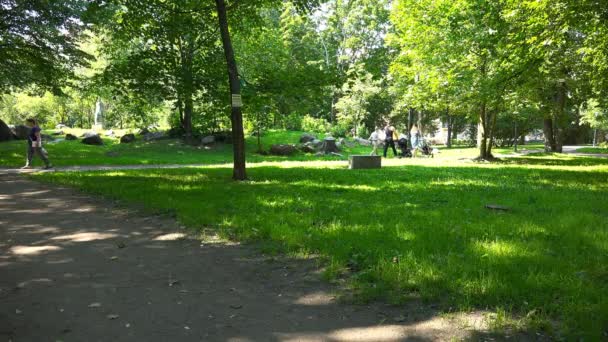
22, 118, 53, 169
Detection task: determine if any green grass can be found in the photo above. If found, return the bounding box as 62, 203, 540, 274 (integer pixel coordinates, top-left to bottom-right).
576, 147, 608, 154
0, 130, 372, 168
0, 129, 548, 168
32, 155, 608, 340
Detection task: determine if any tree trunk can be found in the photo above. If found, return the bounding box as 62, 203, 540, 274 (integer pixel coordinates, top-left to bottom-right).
486, 110, 497, 157
183, 94, 194, 142
216, 0, 246, 180
478, 102, 488, 159
445, 107, 452, 148
513, 121, 518, 152
543, 117, 556, 152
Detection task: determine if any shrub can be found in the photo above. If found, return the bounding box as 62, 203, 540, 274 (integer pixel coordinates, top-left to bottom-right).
301, 115, 331, 134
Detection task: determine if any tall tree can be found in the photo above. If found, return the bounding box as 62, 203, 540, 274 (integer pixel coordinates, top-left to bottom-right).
0, 0, 91, 93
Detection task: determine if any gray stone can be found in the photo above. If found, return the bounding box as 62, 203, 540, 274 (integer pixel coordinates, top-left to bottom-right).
300, 145, 316, 153
120, 134, 135, 144
65, 133, 78, 141
0, 119, 14, 142
349, 155, 381, 169
52, 130, 64, 136
143, 131, 167, 141
270, 144, 297, 156
82, 134, 103, 145
354, 137, 372, 146
105, 129, 115, 137
12, 125, 31, 140
299, 133, 317, 143
201, 135, 215, 145
41, 134, 54, 141
82, 131, 98, 138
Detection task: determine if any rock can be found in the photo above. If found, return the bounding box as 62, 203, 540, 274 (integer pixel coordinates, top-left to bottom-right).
269, 144, 297, 156
81, 134, 103, 145
349, 155, 381, 169
65, 134, 78, 141
120, 134, 135, 144
105, 129, 115, 137
0, 119, 13, 142
138, 127, 150, 135
143, 131, 167, 141
354, 137, 371, 146
12, 125, 31, 140
299, 133, 317, 143
300, 145, 316, 153
52, 130, 64, 136
55, 124, 68, 129
41, 134, 55, 141
82, 131, 97, 138
201, 135, 215, 145
213, 131, 232, 144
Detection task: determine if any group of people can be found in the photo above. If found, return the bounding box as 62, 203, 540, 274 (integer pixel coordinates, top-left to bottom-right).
368, 124, 426, 158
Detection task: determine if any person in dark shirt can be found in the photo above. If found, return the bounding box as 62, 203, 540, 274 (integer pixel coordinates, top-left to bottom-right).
383, 124, 398, 157
22, 118, 53, 169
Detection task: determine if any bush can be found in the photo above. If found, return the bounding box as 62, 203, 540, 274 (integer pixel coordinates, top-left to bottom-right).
600, 141, 608, 148
283, 112, 302, 131
330, 122, 350, 137
301, 115, 331, 134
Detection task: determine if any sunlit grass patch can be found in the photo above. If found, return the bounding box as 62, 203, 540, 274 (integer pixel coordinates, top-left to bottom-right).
31, 152, 608, 339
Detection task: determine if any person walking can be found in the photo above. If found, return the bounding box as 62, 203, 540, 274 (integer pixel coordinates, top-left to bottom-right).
410, 124, 421, 158
22, 118, 53, 169
368, 127, 383, 156
383, 124, 397, 158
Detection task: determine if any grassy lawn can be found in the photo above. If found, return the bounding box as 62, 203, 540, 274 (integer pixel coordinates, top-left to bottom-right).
32, 155, 608, 339
576, 147, 608, 154
1, 129, 544, 168
0, 130, 371, 168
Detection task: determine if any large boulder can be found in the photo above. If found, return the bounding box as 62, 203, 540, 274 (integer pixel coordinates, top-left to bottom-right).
41, 134, 55, 141
82, 134, 103, 145
0, 119, 14, 142
82, 131, 97, 138
299, 133, 317, 143
201, 135, 215, 145
212, 131, 232, 144
120, 134, 136, 144
65, 133, 78, 141
12, 125, 31, 140
270, 144, 297, 156
300, 144, 316, 153
143, 131, 167, 141
354, 137, 372, 146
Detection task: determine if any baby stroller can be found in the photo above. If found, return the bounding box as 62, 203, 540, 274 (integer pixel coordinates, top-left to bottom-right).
397, 137, 412, 158
419, 139, 436, 158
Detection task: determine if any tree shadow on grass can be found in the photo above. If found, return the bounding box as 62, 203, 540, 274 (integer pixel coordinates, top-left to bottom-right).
498, 153, 608, 166
32, 163, 608, 340
0, 174, 512, 342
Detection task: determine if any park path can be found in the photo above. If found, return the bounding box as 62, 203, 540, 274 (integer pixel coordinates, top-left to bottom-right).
0, 174, 492, 342
0, 145, 606, 175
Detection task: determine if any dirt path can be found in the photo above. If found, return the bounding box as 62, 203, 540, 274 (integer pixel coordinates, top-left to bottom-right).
0, 174, 496, 342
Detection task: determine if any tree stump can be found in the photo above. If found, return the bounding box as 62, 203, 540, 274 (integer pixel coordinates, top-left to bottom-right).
320, 137, 340, 154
